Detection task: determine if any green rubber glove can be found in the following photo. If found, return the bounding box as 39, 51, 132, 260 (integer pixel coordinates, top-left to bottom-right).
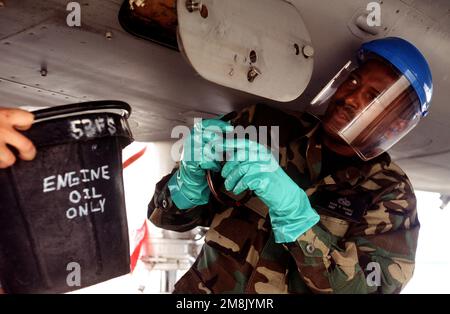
220, 139, 320, 243
168, 118, 232, 210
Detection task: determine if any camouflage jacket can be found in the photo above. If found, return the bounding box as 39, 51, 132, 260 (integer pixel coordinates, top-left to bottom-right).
148, 104, 419, 294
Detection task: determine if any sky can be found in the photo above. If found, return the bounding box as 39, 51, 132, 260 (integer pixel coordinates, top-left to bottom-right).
401, 191, 450, 294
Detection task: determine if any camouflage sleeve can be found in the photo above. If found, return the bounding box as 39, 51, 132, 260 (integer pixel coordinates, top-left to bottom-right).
286, 175, 419, 294
147, 167, 219, 232
147, 103, 277, 232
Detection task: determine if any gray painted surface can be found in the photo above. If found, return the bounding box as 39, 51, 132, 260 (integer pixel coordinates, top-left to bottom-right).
0, 0, 449, 194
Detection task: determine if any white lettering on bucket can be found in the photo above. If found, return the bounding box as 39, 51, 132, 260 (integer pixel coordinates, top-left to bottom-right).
42, 165, 111, 221
42, 166, 111, 193
54, 172, 80, 190
66, 207, 78, 220
82, 187, 102, 200
79, 203, 88, 216
69, 117, 117, 140
69, 190, 82, 204
80, 169, 90, 182
66, 199, 106, 219
101, 165, 110, 180
43, 176, 56, 193
107, 117, 116, 135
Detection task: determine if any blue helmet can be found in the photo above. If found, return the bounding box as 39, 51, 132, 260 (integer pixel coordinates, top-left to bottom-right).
360, 37, 433, 117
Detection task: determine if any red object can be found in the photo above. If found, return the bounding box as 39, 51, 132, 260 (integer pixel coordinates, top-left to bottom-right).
123, 146, 147, 169
130, 220, 153, 272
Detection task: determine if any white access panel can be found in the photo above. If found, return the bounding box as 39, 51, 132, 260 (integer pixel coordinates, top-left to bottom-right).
177, 0, 314, 102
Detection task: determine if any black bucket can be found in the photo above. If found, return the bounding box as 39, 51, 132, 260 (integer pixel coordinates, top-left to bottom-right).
0, 101, 134, 293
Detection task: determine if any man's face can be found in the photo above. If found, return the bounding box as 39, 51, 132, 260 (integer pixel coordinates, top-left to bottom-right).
322, 58, 399, 139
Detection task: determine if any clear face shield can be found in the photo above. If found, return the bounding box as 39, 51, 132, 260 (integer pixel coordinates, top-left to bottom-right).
307, 55, 422, 161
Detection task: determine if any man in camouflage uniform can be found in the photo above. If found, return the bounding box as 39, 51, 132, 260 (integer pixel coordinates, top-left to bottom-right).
0, 37, 432, 293
149, 103, 417, 294
148, 38, 433, 294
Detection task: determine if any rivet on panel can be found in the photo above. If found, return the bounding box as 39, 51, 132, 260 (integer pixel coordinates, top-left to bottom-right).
39, 62, 48, 76
302, 45, 314, 58
186, 0, 202, 13
247, 66, 261, 83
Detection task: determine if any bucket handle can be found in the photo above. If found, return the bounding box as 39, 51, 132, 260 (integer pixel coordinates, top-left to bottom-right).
32, 101, 131, 123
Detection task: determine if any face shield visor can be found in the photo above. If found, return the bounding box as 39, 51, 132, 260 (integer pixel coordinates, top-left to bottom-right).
307, 54, 422, 161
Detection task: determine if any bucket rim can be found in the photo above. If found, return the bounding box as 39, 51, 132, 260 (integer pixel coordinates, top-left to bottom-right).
32, 100, 131, 124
